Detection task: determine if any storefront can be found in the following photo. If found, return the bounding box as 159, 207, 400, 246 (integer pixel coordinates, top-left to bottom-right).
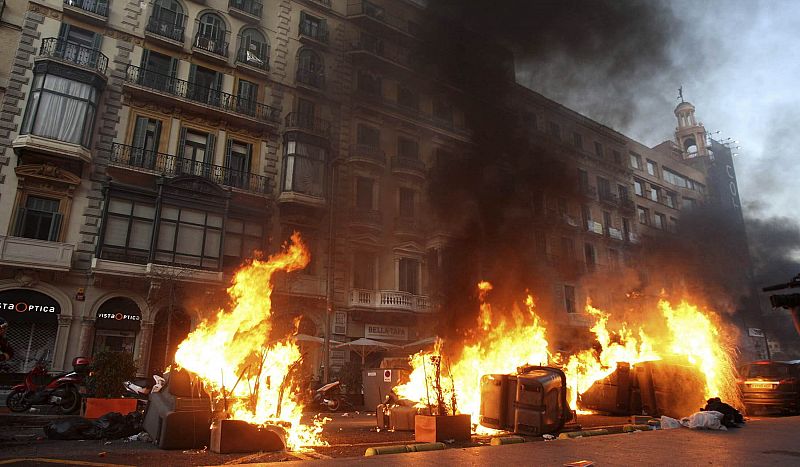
93, 297, 141, 355
0, 289, 60, 373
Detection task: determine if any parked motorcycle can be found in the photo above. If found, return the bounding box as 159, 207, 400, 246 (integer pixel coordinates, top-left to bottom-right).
312, 380, 354, 412
6, 355, 90, 414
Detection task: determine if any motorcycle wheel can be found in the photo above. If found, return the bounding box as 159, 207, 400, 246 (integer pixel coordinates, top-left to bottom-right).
328, 398, 341, 412
58, 385, 81, 415
6, 388, 32, 413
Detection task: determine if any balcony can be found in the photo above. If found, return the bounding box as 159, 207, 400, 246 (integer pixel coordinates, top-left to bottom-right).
620, 196, 635, 213
346, 1, 418, 43
63, 0, 108, 24
235, 46, 270, 76
628, 232, 641, 244
109, 142, 270, 194
192, 31, 230, 63
299, 21, 329, 45
296, 69, 325, 91
229, 0, 262, 22
586, 219, 604, 235
579, 183, 597, 200
599, 190, 619, 207
608, 227, 624, 241
562, 214, 580, 228
91, 257, 224, 283
394, 216, 422, 237
348, 37, 416, 74
38, 38, 108, 75
0, 236, 74, 271
284, 112, 331, 141
277, 191, 326, 209
145, 9, 187, 48
347, 144, 386, 167
348, 288, 431, 313
123, 65, 280, 130
349, 208, 382, 229
391, 156, 426, 178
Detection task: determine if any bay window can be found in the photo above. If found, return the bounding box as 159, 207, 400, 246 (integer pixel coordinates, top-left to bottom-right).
21, 74, 98, 147
282, 139, 326, 197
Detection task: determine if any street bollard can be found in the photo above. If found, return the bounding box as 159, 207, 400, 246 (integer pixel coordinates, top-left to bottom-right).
490, 436, 527, 446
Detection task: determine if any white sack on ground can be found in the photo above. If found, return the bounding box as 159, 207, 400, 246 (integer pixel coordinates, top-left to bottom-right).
660, 415, 682, 429
680, 411, 728, 430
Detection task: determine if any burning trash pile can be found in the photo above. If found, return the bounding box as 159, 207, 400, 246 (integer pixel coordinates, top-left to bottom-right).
393, 281, 741, 432
172, 233, 326, 451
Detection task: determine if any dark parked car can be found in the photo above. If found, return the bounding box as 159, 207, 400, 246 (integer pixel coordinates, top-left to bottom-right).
739, 360, 800, 414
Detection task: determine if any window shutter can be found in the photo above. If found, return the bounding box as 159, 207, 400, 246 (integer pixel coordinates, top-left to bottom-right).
206, 133, 216, 164
177, 127, 187, 160
152, 119, 162, 152
244, 142, 252, 173
13, 207, 27, 236
92, 31, 103, 50
58, 23, 70, 41
214, 72, 223, 91
140, 49, 150, 69
187, 64, 197, 99
48, 212, 63, 242
131, 117, 148, 166
224, 138, 233, 169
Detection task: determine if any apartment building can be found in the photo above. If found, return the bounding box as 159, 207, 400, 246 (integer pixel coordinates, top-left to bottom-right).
0, 0, 745, 380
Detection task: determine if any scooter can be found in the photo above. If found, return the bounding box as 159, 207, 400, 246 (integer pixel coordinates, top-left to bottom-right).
312, 380, 354, 412
6, 355, 90, 414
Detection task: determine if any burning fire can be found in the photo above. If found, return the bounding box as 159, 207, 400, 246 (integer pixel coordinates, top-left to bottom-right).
174, 233, 326, 450
395, 282, 741, 428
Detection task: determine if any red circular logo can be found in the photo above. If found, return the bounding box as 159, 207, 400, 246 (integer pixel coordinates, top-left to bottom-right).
115, 313, 124, 321
15, 302, 27, 313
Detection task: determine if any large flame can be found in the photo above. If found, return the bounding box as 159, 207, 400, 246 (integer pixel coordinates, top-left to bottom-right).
174, 233, 325, 450
395, 282, 741, 428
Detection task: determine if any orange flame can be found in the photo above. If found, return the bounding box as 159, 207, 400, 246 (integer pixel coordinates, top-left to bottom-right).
174, 232, 326, 450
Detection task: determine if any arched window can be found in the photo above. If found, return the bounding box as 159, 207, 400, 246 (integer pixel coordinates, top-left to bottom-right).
237, 28, 269, 69
148, 0, 186, 42
296, 49, 324, 87
195, 13, 228, 55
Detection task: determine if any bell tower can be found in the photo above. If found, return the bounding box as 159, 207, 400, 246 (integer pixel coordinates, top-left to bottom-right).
674, 89, 708, 159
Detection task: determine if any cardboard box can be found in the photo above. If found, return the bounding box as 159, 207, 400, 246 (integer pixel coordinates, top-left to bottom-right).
414, 414, 471, 443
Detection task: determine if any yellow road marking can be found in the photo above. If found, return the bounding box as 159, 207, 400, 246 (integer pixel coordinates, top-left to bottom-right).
0, 459, 133, 467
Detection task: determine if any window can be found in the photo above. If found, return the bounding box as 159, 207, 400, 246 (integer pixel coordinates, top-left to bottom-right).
177, 128, 214, 176
300, 11, 327, 42
612, 150, 622, 165
355, 176, 375, 209
560, 237, 575, 260
398, 137, 419, 160
603, 211, 612, 235
597, 177, 611, 197
630, 152, 642, 169
148, 0, 186, 41
622, 218, 630, 239
399, 187, 415, 217
432, 99, 452, 123
665, 191, 678, 209
634, 179, 643, 196
564, 285, 576, 313
548, 121, 561, 139
195, 12, 227, 55
187, 64, 222, 105
139, 49, 177, 92
238, 28, 269, 68
224, 139, 253, 188
618, 184, 629, 201
129, 116, 162, 167
398, 258, 420, 294
20, 74, 99, 147
353, 252, 376, 289
14, 196, 62, 241
58, 24, 102, 66
283, 139, 326, 197
236, 79, 258, 115
608, 248, 619, 270
649, 185, 660, 202
594, 141, 604, 158
578, 169, 589, 189
357, 69, 381, 96
154, 205, 223, 270
682, 197, 696, 209
297, 49, 324, 87
654, 212, 666, 230
572, 132, 583, 149
534, 230, 547, 257
584, 243, 596, 269
397, 85, 418, 110
646, 159, 657, 177
637, 206, 649, 225
99, 198, 155, 263
356, 123, 380, 148
223, 218, 263, 268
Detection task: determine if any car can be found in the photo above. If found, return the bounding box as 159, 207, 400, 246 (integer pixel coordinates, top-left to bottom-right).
739, 360, 800, 415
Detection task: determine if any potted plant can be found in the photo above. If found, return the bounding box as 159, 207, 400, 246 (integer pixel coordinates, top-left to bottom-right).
82, 351, 139, 418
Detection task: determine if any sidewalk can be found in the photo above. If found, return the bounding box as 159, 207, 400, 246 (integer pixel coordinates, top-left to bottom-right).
242, 416, 800, 467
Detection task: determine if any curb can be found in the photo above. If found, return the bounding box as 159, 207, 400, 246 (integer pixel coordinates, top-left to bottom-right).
490, 436, 527, 446
558, 429, 610, 439
364, 442, 446, 456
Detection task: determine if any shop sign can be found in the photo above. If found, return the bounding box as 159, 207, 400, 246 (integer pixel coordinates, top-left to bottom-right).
95, 298, 141, 332
365, 324, 407, 341
0, 289, 60, 323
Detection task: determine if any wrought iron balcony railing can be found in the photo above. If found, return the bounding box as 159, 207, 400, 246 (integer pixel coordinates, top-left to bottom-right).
296, 69, 325, 88
146, 7, 187, 43
63, 0, 108, 17
236, 46, 269, 71
193, 32, 229, 57
299, 21, 329, 43
39, 38, 108, 74
109, 142, 269, 194
229, 0, 262, 17
284, 112, 331, 138
125, 65, 280, 123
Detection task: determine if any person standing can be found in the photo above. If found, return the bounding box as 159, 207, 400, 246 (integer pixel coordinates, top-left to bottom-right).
0, 318, 14, 363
